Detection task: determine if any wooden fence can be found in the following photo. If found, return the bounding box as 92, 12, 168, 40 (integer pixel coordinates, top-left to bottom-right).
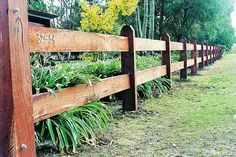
0, 1, 222, 156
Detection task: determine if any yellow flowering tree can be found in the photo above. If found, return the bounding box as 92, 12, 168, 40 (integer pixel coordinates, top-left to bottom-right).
79, 0, 138, 34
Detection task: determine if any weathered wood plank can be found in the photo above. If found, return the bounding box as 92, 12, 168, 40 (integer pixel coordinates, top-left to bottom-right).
137, 65, 167, 85
33, 74, 130, 122
0, 0, 36, 156
135, 38, 166, 51
29, 26, 129, 52
171, 61, 184, 72
171, 41, 184, 50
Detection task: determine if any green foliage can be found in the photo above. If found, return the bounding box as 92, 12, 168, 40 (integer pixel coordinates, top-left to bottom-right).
79, 0, 138, 34
28, 0, 47, 11
136, 55, 161, 70
154, 0, 235, 50
136, 55, 171, 98
138, 78, 171, 98
31, 64, 100, 95
32, 54, 171, 99
135, 0, 155, 38
83, 59, 121, 78
35, 102, 112, 154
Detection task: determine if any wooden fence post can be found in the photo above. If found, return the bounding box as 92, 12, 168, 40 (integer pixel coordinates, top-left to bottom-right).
121, 25, 137, 111
191, 40, 197, 74
160, 34, 172, 87
0, 0, 36, 156
219, 47, 222, 58
212, 45, 216, 63
215, 46, 218, 59
205, 44, 209, 66
209, 45, 212, 64
199, 42, 204, 69
180, 38, 187, 79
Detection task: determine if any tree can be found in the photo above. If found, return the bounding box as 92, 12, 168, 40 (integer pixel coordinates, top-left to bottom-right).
79, 0, 138, 34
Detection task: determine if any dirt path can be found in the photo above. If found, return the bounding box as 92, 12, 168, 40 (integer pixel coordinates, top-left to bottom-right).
41, 48, 236, 157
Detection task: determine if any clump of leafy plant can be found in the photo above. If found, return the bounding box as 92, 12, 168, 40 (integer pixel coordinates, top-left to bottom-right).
138, 78, 171, 98
35, 102, 112, 154
31, 63, 100, 95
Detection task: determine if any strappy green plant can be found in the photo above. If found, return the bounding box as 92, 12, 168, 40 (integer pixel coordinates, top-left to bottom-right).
35, 102, 112, 154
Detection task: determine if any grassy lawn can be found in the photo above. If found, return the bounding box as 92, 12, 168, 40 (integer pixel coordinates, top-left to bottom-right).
39, 48, 236, 157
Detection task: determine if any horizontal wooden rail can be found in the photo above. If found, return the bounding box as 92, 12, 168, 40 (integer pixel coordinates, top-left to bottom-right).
171, 61, 184, 72
29, 26, 219, 53
187, 44, 194, 50
197, 57, 202, 63
137, 65, 167, 85
29, 26, 129, 53
197, 45, 201, 50
171, 41, 184, 50
187, 59, 195, 67
135, 38, 166, 51
33, 74, 130, 122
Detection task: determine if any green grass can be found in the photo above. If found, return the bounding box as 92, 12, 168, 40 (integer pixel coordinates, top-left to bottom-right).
38, 50, 236, 156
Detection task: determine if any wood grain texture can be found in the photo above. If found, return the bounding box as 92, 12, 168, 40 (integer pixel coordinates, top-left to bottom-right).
171, 41, 184, 50
0, 0, 36, 156
171, 61, 184, 72
33, 74, 130, 122
120, 26, 137, 111
29, 26, 129, 53
135, 38, 166, 51
137, 66, 167, 85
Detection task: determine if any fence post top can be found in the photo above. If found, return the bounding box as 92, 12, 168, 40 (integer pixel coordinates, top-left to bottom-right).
192, 40, 197, 44
180, 37, 187, 43
160, 33, 170, 40
121, 25, 135, 34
